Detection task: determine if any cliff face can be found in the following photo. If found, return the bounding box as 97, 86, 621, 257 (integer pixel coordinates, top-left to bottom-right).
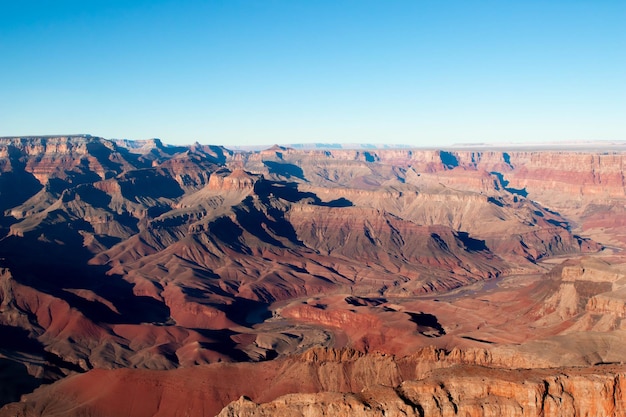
4, 139, 624, 215
248, 147, 626, 221
0, 135, 135, 184
218, 365, 626, 417
5, 346, 626, 417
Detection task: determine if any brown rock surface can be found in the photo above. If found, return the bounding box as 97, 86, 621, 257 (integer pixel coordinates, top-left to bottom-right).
3, 137, 626, 415
219, 365, 626, 417
5, 347, 626, 417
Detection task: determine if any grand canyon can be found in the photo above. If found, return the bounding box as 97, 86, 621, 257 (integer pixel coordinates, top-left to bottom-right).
1, 135, 626, 416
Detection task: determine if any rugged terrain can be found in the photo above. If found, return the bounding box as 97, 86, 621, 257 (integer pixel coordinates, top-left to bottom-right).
1, 135, 626, 415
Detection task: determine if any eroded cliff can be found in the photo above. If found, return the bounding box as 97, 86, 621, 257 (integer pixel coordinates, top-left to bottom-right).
2, 137, 626, 416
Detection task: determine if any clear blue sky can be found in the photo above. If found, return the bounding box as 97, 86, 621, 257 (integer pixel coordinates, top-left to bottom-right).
1, 0, 624, 147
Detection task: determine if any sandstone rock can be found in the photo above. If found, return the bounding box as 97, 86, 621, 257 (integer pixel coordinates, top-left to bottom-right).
216, 365, 626, 417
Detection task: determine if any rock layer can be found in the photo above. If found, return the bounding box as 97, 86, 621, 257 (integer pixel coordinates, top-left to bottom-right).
218, 365, 626, 417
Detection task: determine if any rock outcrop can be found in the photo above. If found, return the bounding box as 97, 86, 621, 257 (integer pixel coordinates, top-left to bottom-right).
218, 365, 626, 417
4, 346, 626, 417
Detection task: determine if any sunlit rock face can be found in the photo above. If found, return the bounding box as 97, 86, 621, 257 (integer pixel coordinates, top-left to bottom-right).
218, 365, 626, 417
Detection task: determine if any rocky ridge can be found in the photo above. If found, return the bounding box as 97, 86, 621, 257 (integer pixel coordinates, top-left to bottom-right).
4, 346, 626, 417
219, 365, 626, 417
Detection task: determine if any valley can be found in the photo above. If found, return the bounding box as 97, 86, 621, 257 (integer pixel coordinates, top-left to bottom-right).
1, 135, 626, 416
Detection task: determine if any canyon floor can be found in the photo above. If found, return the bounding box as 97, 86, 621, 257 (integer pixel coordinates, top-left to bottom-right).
2, 136, 626, 416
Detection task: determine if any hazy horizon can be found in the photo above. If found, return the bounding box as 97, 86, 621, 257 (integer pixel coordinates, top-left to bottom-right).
2, 1, 624, 147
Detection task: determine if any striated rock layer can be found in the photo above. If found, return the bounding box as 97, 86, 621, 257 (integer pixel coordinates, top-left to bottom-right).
3, 347, 626, 417
219, 365, 626, 417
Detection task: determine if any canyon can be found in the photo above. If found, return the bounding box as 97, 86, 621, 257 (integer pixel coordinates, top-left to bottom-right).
1, 135, 626, 415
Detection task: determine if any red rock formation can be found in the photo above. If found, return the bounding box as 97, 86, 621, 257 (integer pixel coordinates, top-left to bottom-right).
218, 366, 626, 417
4, 346, 626, 417
207, 168, 260, 192
3, 136, 626, 416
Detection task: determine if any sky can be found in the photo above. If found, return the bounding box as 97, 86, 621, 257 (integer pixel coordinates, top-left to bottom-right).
1, 0, 625, 147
